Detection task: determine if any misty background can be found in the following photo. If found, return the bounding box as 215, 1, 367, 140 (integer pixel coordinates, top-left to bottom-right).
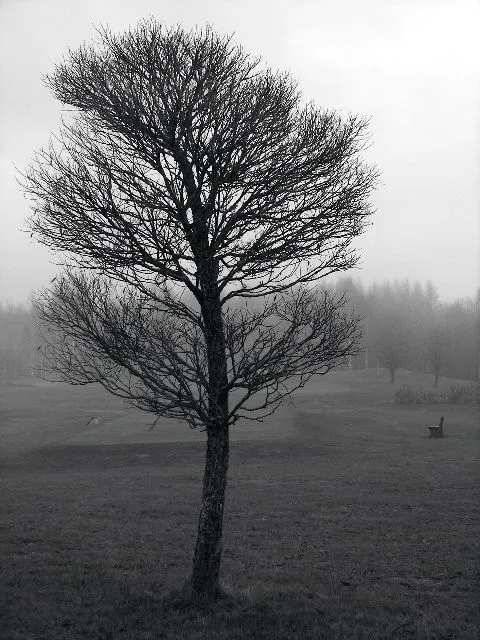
1, 0, 478, 305
0, 0, 479, 383
1, 276, 478, 386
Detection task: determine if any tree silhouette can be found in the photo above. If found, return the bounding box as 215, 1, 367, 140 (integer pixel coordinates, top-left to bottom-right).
22, 21, 378, 600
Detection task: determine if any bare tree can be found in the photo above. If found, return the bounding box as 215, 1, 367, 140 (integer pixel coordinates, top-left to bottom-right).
367, 284, 408, 384
0, 302, 34, 383
22, 21, 378, 601
423, 302, 449, 387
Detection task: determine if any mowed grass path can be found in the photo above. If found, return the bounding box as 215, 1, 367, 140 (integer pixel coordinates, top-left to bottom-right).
0, 371, 478, 639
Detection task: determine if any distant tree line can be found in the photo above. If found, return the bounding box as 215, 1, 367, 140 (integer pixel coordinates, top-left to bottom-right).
0, 301, 49, 384
328, 277, 480, 385
0, 302, 33, 383
0, 279, 479, 386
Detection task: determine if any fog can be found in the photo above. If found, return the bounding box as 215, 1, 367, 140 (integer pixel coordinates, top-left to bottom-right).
1, 277, 478, 386
0, 0, 478, 303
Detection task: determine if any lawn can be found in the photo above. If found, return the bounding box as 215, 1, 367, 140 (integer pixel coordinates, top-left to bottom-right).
0, 370, 478, 639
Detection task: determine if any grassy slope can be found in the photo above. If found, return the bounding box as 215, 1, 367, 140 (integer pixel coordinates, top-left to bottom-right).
0, 371, 478, 639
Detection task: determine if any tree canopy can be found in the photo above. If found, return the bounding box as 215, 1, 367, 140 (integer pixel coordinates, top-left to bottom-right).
25, 22, 376, 299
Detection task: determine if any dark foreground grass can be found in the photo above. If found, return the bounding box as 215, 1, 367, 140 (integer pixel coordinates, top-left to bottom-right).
1, 373, 479, 639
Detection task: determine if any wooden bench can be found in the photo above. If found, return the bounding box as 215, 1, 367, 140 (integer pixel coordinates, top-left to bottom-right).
428, 417, 444, 438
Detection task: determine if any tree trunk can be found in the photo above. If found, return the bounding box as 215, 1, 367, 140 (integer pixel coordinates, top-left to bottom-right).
390, 366, 395, 384
434, 366, 440, 388
188, 249, 230, 600
189, 423, 229, 599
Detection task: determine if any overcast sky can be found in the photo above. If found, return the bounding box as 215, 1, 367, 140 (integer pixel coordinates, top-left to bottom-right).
0, 0, 478, 304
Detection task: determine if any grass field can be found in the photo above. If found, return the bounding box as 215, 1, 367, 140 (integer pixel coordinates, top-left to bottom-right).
1, 370, 478, 639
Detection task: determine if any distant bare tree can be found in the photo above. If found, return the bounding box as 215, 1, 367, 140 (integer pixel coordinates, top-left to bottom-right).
22, 21, 377, 601
379, 326, 405, 384
425, 330, 445, 387
424, 307, 449, 387
368, 284, 408, 384
0, 302, 34, 383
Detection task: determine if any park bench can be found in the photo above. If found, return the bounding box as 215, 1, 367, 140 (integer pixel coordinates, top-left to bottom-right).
428, 417, 444, 438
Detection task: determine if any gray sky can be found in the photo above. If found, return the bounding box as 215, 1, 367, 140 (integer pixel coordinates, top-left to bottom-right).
1, 0, 479, 303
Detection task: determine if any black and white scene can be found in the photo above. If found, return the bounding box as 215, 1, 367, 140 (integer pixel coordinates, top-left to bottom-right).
0, 0, 478, 638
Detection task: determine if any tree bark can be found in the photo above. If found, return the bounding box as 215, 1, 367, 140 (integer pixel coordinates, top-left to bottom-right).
189, 423, 229, 599
188, 250, 230, 600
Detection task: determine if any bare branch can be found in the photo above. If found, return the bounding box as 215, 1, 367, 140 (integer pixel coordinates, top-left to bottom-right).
35, 271, 209, 428
22, 20, 376, 432
223, 288, 361, 421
